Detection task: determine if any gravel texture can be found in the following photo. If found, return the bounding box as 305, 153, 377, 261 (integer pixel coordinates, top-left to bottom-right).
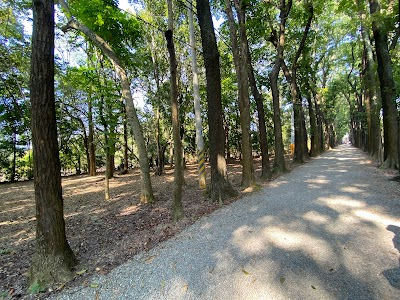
51, 145, 400, 300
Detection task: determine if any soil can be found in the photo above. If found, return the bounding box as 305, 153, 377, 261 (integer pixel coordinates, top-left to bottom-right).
0, 159, 276, 299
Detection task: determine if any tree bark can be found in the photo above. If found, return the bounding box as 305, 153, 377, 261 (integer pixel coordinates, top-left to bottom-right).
196, 0, 237, 202
225, 0, 254, 188
29, 0, 76, 289
305, 79, 317, 157
188, 0, 206, 188
360, 25, 381, 158
104, 136, 110, 200
88, 97, 96, 175
123, 107, 129, 171
369, 0, 398, 169
11, 131, 16, 182
282, 3, 313, 163
268, 0, 291, 173
246, 45, 271, 179
149, 33, 164, 176
166, 0, 184, 222
61, 12, 154, 203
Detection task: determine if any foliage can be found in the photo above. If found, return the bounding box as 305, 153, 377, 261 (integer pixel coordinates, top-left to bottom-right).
68, 0, 143, 67
0, 2, 31, 181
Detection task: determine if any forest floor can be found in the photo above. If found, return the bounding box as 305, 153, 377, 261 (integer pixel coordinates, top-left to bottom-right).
0, 157, 280, 299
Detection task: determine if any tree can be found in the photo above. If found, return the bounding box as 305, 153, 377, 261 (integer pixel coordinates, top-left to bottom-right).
268, 0, 290, 173
187, 0, 207, 188
358, 0, 381, 159
60, 0, 155, 203
245, 38, 271, 179
166, 0, 184, 222
225, 0, 254, 187
282, 1, 314, 163
235, 0, 272, 179
196, 0, 237, 202
29, 0, 76, 289
368, 0, 398, 169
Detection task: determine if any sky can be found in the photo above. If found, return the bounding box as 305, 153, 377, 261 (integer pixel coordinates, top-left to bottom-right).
119, 0, 130, 10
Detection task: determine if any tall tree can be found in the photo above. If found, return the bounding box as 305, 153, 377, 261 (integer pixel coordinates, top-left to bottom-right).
166, 0, 184, 222
196, 0, 237, 202
60, 0, 155, 203
358, 0, 381, 159
236, 0, 271, 178
245, 40, 271, 179
225, 0, 254, 187
268, 0, 290, 173
29, 0, 76, 289
368, 0, 398, 169
188, 0, 206, 188
282, 2, 314, 163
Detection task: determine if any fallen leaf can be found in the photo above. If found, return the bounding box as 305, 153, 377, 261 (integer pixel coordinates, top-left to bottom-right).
76, 269, 87, 275
279, 277, 285, 284
311, 285, 316, 290
90, 283, 99, 288
242, 269, 250, 275
182, 284, 188, 292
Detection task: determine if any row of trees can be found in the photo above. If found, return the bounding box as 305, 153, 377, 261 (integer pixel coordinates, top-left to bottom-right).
0, 0, 398, 291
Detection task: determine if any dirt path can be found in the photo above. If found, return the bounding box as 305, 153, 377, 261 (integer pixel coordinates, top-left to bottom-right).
51, 145, 400, 299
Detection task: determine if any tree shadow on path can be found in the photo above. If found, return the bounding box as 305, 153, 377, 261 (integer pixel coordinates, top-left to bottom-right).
383, 225, 400, 289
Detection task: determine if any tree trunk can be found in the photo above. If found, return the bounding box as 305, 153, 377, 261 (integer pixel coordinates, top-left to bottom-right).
104, 136, 110, 200
29, 0, 76, 289
196, 0, 237, 202
269, 0, 292, 174
305, 81, 317, 157
270, 64, 286, 173
246, 45, 271, 179
149, 34, 164, 176
290, 74, 309, 163
188, 1, 206, 189
82, 131, 90, 174
315, 96, 324, 153
88, 97, 96, 175
235, 0, 255, 186
123, 107, 129, 171
225, 0, 254, 188
166, 0, 183, 222
224, 115, 231, 161
369, 0, 398, 169
108, 125, 116, 178
282, 3, 313, 163
11, 131, 16, 182
61, 16, 154, 203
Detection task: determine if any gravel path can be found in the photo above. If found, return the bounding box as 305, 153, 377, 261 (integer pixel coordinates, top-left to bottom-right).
52, 145, 400, 300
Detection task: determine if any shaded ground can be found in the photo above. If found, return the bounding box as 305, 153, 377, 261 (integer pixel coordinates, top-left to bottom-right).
0, 158, 272, 299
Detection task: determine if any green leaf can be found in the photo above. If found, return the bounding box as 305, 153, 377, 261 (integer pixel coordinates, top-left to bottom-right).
242, 269, 250, 275
90, 283, 99, 288
0, 249, 13, 255
28, 281, 46, 294
279, 277, 285, 284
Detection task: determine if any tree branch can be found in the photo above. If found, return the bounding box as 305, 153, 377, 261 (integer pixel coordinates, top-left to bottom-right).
292, 3, 313, 70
